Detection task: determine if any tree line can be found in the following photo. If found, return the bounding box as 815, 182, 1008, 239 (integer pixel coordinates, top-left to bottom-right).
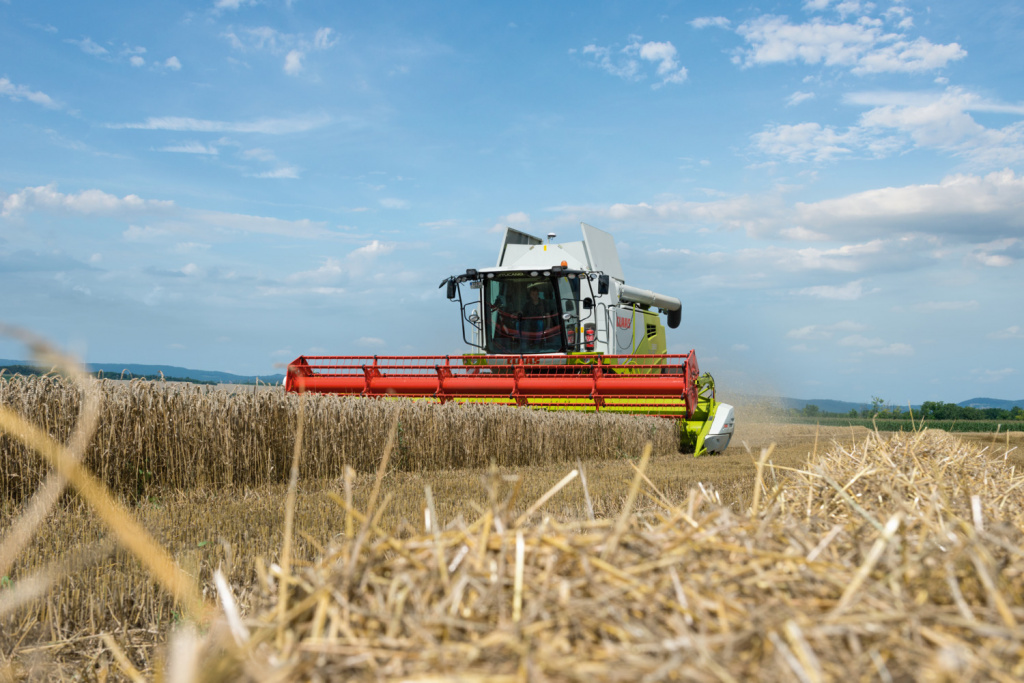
794, 398, 1024, 422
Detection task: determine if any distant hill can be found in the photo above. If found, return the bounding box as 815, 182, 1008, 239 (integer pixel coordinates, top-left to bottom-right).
0, 359, 284, 385
776, 397, 875, 414
958, 397, 1024, 410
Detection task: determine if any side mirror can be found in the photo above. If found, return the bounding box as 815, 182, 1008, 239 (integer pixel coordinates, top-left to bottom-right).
583, 297, 593, 310
563, 300, 575, 312
597, 275, 610, 295
446, 280, 457, 300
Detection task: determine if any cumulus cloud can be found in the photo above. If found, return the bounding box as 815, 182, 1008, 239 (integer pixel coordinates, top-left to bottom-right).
67, 37, 108, 56
284, 50, 303, 75
2, 185, 174, 217
254, 166, 300, 179
691, 17, 731, 30
853, 88, 1024, 167
732, 14, 965, 75
753, 122, 861, 162
286, 241, 396, 284
213, 0, 257, 11
786, 320, 865, 339
973, 367, 1017, 383
638, 41, 688, 86
109, 113, 331, 134
0, 78, 61, 109
490, 211, 531, 232
967, 238, 1022, 267
577, 36, 688, 87
192, 210, 332, 239
223, 24, 337, 75
313, 28, 338, 50
161, 142, 219, 154
558, 170, 1024, 246
123, 225, 170, 242
794, 279, 866, 300
754, 87, 1024, 166
793, 170, 1024, 243
786, 91, 815, 106
988, 325, 1024, 340
163, 56, 182, 70
838, 335, 914, 355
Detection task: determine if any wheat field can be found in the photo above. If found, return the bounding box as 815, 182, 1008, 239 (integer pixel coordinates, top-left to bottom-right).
2, 369, 1022, 681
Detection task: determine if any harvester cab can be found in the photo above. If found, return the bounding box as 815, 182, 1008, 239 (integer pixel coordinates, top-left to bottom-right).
287, 222, 733, 455
442, 223, 685, 358
438, 223, 735, 455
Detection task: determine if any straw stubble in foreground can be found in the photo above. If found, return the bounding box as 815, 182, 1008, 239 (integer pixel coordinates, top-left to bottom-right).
161, 428, 1021, 682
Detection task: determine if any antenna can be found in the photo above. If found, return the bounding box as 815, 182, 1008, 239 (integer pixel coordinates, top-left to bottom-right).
546, 232, 557, 243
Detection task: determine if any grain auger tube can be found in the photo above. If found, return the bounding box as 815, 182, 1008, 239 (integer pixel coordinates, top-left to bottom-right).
287, 222, 734, 455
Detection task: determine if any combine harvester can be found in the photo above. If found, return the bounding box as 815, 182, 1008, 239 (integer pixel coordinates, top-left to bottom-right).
287, 223, 734, 455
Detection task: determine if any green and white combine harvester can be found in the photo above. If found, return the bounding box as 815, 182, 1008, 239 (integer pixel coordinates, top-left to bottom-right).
287, 223, 734, 455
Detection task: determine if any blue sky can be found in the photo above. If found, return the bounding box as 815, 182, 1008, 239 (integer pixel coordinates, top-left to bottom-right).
1, 0, 1022, 403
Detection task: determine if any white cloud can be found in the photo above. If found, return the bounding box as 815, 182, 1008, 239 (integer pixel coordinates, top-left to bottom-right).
357, 337, 387, 347
853, 88, 1024, 167
109, 113, 331, 134
490, 211, 531, 232
753, 122, 860, 162
870, 343, 914, 356
67, 37, 108, 56
2, 185, 174, 217
733, 15, 965, 75
579, 44, 640, 80
838, 335, 914, 355
786, 91, 815, 106
284, 50, 303, 75
988, 326, 1023, 340
973, 368, 1017, 383
794, 170, 1024, 242
242, 147, 275, 162
213, 0, 256, 11
193, 210, 331, 239
578, 37, 688, 87
161, 142, 219, 154
794, 279, 865, 300
123, 225, 170, 242
786, 320, 865, 339
968, 238, 1021, 267
130, 55, 145, 67
163, 56, 182, 71
313, 27, 338, 50
756, 87, 1024, 165
731, 343, 749, 351
254, 166, 300, 179
351, 240, 395, 258
379, 198, 410, 209
0, 78, 61, 109
559, 170, 1024, 246
691, 17, 731, 30
286, 241, 396, 284
638, 41, 688, 86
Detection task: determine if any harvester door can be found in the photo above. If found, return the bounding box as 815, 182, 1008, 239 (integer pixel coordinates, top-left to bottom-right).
556, 275, 581, 352
613, 305, 636, 353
